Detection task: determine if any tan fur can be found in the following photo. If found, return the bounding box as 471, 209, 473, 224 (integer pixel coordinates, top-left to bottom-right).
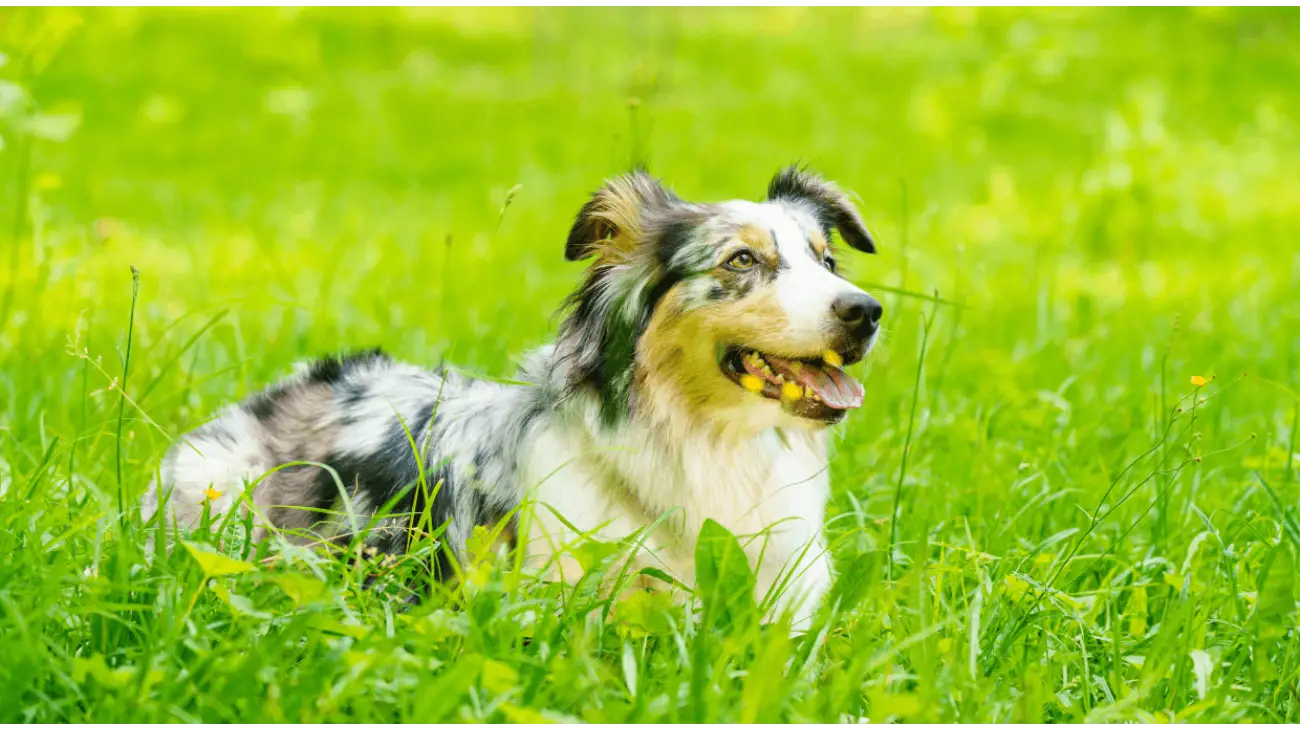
635, 283, 805, 435
808, 229, 829, 258
737, 223, 779, 267
583, 176, 665, 259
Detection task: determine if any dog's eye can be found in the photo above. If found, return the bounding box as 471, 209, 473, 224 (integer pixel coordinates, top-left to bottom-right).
727, 251, 756, 271
823, 254, 837, 273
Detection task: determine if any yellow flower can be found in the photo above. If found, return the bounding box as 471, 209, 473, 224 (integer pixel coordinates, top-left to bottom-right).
203, 487, 222, 502
740, 374, 765, 393
822, 350, 843, 368
781, 381, 803, 401
1189, 375, 1209, 387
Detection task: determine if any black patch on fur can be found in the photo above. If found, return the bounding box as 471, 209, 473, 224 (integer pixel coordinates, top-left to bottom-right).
306, 348, 388, 385
311, 409, 458, 579
247, 349, 387, 424
655, 218, 698, 270
467, 486, 489, 524
467, 483, 486, 514
472, 450, 490, 481
639, 216, 703, 315
246, 392, 280, 421
643, 269, 684, 319
558, 268, 615, 389
340, 381, 368, 409
767, 165, 876, 254
413, 400, 439, 436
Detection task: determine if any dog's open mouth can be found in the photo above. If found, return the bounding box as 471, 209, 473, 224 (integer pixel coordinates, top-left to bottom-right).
720, 346, 865, 421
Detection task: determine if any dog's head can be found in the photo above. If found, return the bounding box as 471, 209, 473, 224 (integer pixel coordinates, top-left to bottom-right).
559, 166, 881, 433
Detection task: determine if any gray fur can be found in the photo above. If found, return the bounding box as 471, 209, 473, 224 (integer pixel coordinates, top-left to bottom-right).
145, 347, 561, 573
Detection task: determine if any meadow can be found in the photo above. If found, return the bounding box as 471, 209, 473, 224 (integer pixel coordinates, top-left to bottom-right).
1, 7, 1298, 722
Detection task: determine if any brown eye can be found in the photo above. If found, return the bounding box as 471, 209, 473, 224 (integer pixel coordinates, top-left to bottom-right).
727, 251, 756, 270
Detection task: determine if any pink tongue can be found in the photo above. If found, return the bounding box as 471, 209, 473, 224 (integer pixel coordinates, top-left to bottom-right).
767, 354, 864, 410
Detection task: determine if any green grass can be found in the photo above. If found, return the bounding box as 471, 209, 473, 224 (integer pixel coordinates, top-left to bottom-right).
2, 7, 1299, 722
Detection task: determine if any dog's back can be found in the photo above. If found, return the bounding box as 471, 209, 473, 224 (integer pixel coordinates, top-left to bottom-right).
143, 349, 543, 568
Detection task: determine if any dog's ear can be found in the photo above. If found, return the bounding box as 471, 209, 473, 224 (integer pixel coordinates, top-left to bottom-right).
566, 170, 681, 261
766, 166, 876, 254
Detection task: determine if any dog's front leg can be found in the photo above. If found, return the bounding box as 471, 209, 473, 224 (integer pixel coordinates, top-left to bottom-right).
762, 539, 833, 633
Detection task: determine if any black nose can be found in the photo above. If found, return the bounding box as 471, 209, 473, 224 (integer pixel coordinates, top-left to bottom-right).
832, 292, 883, 332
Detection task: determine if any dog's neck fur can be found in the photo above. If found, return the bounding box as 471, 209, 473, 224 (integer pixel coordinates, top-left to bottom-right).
526, 333, 830, 470
509, 341, 831, 583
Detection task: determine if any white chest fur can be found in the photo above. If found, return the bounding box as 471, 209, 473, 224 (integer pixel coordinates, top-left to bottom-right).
519, 410, 834, 625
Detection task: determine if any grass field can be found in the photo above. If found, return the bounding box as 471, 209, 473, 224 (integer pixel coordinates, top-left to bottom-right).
2, 7, 1299, 722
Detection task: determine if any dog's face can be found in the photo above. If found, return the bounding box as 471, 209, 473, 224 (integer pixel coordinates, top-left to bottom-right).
560, 167, 881, 433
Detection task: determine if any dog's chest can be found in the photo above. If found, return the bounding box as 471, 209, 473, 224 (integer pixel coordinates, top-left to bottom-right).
520, 419, 830, 585
669, 432, 829, 544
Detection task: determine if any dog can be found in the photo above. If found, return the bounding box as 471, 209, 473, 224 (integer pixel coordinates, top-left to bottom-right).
142, 166, 882, 626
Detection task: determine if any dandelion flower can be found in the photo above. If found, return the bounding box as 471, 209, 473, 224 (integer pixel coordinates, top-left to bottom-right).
822, 350, 843, 368
740, 374, 765, 393
1189, 375, 1209, 387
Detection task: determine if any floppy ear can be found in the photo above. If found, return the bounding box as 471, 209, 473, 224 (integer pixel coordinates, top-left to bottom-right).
766, 165, 876, 254
566, 170, 680, 261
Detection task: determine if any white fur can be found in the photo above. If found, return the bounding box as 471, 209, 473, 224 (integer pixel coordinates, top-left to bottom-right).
520, 395, 834, 628
142, 406, 268, 528
334, 362, 443, 457
765, 201, 866, 339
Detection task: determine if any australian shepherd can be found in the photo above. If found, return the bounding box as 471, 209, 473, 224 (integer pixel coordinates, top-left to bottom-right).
142, 166, 882, 627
